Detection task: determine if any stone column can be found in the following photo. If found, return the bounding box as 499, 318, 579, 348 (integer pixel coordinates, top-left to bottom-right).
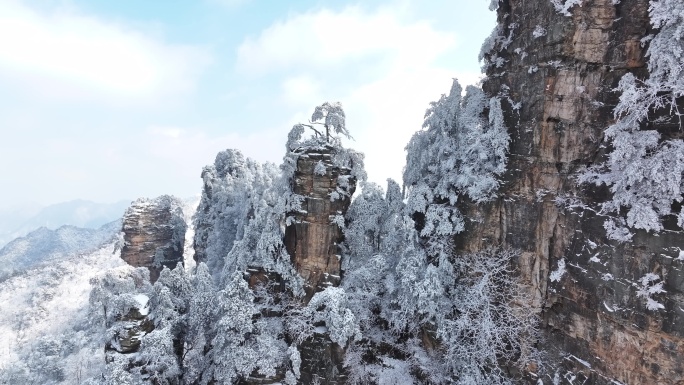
120, 195, 187, 283
285, 145, 356, 302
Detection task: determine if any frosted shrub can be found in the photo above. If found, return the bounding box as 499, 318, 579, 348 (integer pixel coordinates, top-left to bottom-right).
424, 249, 538, 383
549, 258, 567, 282
305, 287, 361, 346
532, 25, 547, 38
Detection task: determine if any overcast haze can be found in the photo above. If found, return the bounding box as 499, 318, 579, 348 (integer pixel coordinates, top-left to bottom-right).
0, 0, 496, 210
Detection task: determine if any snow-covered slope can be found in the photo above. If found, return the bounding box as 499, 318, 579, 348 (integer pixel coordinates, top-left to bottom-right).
0, 220, 121, 281
0, 196, 197, 385
0, 241, 126, 384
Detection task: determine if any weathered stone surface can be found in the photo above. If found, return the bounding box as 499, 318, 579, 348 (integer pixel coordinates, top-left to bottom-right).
279, 145, 355, 385
461, 1, 684, 384
120, 195, 187, 283
105, 301, 154, 356
284, 145, 356, 302
298, 333, 347, 385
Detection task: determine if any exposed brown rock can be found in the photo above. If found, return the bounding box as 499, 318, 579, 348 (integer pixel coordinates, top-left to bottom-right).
298, 333, 347, 385
284, 145, 356, 301
105, 299, 154, 356
460, 1, 684, 384
120, 195, 187, 283
277, 145, 356, 385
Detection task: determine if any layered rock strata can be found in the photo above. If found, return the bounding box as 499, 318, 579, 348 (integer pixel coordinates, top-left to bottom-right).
284, 145, 356, 385
284, 145, 356, 301
461, 1, 684, 383
297, 332, 347, 385
120, 195, 187, 283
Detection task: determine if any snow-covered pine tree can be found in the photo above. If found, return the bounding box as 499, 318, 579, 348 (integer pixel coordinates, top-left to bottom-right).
285, 101, 366, 185
179, 263, 217, 383
579, 0, 684, 240
311, 101, 351, 142
337, 79, 537, 384
193, 149, 280, 278
403, 79, 509, 238
202, 271, 290, 384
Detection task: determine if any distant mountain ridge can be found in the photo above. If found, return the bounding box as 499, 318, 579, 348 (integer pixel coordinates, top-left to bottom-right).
0, 199, 130, 248
0, 220, 122, 281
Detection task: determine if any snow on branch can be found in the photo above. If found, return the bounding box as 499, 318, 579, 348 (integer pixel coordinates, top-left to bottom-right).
403, 79, 510, 237
579, 0, 684, 240
311, 101, 351, 141
635, 273, 666, 311
284, 102, 366, 187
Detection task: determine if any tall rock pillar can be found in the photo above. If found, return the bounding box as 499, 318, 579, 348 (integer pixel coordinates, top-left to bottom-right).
285, 144, 356, 301
120, 195, 187, 282
282, 144, 356, 385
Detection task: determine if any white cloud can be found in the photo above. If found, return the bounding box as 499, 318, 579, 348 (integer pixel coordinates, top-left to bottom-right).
348, 68, 484, 187
0, 0, 211, 102
236, 5, 457, 74
280, 75, 322, 106
238, 5, 483, 188
150, 127, 185, 139
144, 125, 287, 179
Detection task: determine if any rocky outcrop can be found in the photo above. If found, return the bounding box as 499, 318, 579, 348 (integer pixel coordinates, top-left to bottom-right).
285, 145, 356, 301
297, 332, 348, 385
105, 295, 154, 356
120, 196, 187, 283
461, 1, 684, 384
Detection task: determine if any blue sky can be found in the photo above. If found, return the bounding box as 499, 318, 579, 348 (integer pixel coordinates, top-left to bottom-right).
0, 0, 496, 209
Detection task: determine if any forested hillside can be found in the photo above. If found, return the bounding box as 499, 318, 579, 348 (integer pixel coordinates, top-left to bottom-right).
1, 0, 683, 384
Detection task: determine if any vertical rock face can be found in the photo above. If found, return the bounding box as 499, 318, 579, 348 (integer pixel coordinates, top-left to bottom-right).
281, 145, 356, 385
120, 195, 187, 283
285, 145, 356, 301
297, 333, 347, 385
460, 1, 684, 384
